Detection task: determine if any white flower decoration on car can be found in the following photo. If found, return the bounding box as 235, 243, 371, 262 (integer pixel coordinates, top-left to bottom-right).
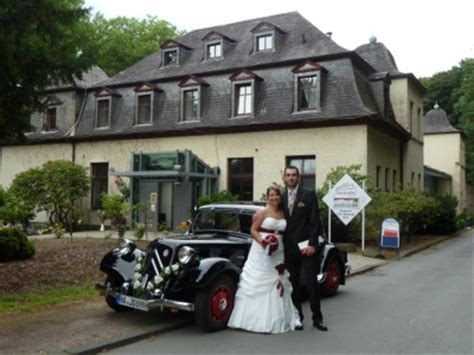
133, 280, 141, 289
146, 281, 154, 290
153, 275, 164, 285
133, 272, 141, 281
171, 263, 181, 273
163, 266, 172, 275
135, 263, 142, 272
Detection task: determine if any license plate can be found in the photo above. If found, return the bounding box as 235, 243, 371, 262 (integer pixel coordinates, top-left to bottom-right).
116, 294, 149, 311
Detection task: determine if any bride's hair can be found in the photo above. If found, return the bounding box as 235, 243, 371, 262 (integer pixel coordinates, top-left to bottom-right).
266, 185, 284, 211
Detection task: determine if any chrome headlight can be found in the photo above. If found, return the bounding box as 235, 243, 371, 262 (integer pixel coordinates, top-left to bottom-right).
178, 246, 196, 264
119, 239, 136, 255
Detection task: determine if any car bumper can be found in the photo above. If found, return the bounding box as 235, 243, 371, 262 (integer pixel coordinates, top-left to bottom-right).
96, 283, 195, 312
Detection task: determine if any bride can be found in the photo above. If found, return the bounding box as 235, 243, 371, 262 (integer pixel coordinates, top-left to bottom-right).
228, 185, 301, 333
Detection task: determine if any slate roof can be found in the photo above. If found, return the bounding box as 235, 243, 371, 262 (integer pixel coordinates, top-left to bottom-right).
354, 41, 402, 75
47, 66, 109, 91
424, 106, 460, 134
95, 12, 349, 88
7, 12, 410, 145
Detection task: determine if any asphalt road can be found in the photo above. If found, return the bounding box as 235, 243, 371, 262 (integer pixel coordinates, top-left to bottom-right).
111, 230, 473, 354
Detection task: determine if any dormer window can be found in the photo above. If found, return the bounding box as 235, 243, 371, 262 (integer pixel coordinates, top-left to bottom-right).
257, 34, 273, 52
202, 31, 235, 61
251, 21, 285, 53
292, 60, 325, 112
229, 69, 262, 118
161, 40, 192, 67
45, 107, 57, 131
207, 42, 222, 59
164, 49, 178, 66
96, 99, 110, 128
178, 75, 208, 122
133, 82, 160, 126
94, 87, 120, 129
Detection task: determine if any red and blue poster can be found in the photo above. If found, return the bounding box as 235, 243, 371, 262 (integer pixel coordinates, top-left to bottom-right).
381, 218, 400, 248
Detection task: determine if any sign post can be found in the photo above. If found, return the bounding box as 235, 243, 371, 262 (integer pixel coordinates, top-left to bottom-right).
323, 174, 372, 250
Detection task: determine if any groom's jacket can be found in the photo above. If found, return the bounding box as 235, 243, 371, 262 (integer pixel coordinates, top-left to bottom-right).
282, 186, 321, 255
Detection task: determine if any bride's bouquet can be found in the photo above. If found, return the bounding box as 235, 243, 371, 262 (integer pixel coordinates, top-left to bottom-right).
262, 234, 279, 255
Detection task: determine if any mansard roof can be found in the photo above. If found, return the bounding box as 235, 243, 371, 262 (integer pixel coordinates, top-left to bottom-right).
46, 66, 108, 91
95, 12, 348, 88
354, 41, 401, 75
424, 105, 461, 134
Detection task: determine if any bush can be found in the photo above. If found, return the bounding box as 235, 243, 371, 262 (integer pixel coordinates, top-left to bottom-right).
456, 211, 474, 229
0, 228, 35, 262
197, 190, 238, 207
425, 195, 458, 235
101, 194, 129, 238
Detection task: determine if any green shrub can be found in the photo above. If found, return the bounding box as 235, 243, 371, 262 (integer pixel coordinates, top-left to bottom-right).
197, 190, 238, 207
426, 195, 458, 235
456, 211, 474, 229
101, 194, 129, 238
0, 228, 35, 262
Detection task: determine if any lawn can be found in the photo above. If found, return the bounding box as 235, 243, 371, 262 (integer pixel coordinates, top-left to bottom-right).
0, 237, 147, 314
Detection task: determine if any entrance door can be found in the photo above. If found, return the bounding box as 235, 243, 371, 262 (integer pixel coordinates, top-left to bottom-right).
139, 180, 159, 231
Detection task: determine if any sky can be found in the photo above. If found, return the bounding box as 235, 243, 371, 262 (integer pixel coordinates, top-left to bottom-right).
84, 0, 473, 78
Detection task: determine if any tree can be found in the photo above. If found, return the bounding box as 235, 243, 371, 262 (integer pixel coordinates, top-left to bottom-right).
420, 66, 463, 125
0, 0, 97, 140
89, 14, 183, 76
9, 161, 89, 229
455, 59, 474, 182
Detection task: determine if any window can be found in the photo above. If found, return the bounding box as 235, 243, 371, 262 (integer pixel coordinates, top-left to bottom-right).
183, 89, 200, 121
228, 158, 253, 201
207, 42, 222, 59
235, 83, 252, 115
418, 173, 421, 189
45, 107, 57, 131
257, 34, 273, 51
91, 163, 108, 209
385, 168, 390, 192
393, 170, 397, 191
409, 101, 414, 133
286, 156, 316, 190
411, 172, 415, 186
96, 99, 110, 128
417, 107, 422, 139
297, 75, 319, 110
164, 49, 178, 66
136, 94, 152, 125
376, 165, 381, 189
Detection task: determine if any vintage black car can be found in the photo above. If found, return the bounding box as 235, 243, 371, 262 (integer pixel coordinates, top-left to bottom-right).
97, 203, 350, 331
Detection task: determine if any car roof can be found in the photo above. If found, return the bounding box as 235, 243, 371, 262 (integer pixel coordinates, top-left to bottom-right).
198, 203, 264, 214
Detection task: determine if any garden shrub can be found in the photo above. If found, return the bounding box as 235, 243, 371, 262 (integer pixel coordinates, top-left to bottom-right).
197, 190, 238, 207
425, 195, 458, 235
456, 211, 474, 229
0, 227, 35, 262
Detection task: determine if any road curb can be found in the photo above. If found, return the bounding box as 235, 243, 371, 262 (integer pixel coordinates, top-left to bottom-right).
65, 318, 193, 354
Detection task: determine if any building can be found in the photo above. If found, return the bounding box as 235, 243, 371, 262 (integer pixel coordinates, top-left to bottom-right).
0, 12, 425, 229
424, 104, 468, 212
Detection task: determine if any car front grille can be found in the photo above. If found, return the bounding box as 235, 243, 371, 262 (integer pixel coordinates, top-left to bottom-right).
143, 244, 174, 278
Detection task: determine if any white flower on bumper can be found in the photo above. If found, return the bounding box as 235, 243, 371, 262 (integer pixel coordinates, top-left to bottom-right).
163, 266, 172, 275
135, 263, 142, 272
133, 280, 141, 289
133, 272, 141, 281
153, 275, 164, 285
171, 263, 181, 273
146, 281, 155, 290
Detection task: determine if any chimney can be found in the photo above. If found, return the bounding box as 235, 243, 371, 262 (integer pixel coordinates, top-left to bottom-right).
326, 32, 332, 39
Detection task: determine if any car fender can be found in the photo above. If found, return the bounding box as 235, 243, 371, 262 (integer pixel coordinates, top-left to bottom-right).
194, 257, 241, 289
100, 248, 143, 282
320, 244, 347, 285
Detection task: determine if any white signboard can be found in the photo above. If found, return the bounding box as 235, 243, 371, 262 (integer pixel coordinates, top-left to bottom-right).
323, 174, 371, 225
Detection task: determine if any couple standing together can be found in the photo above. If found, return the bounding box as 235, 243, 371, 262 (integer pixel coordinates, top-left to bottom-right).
228, 165, 328, 333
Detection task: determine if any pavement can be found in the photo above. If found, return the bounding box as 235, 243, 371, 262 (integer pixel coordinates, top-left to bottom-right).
18, 228, 469, 354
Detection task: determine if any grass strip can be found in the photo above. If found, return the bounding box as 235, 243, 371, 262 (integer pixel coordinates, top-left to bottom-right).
0, 282, 99, 314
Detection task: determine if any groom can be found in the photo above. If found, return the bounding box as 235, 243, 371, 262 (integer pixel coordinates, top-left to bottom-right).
282, 165, 328, 331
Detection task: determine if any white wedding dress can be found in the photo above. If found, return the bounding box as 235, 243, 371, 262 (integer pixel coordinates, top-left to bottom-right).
228, 217, 301, 333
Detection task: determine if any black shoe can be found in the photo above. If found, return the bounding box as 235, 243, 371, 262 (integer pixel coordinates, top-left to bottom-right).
295, 324, 304, 331
313, 320, 328, 331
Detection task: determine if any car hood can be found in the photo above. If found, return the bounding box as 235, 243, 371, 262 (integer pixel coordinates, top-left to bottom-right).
148, 232, 251, 249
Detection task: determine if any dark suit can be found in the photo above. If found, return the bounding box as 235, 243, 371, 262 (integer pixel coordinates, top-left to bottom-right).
282, 186, 323, 322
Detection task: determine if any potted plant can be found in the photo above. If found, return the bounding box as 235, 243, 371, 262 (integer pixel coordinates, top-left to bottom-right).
101, 194, 129, 238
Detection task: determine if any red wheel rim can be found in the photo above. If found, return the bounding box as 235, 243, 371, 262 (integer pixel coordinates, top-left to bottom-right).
210, 284, 234, 323
326, 262, 341, 293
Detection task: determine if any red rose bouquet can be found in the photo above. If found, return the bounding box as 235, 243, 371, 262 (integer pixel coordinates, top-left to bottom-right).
262, 234, 279, 255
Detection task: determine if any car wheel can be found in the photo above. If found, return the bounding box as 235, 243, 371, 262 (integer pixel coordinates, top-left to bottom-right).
194, 274, 236, 332
104, 275, 130, 312
321, 258, 341, 297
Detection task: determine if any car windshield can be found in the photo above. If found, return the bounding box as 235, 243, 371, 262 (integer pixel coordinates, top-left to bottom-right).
192, 211, 253, 234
